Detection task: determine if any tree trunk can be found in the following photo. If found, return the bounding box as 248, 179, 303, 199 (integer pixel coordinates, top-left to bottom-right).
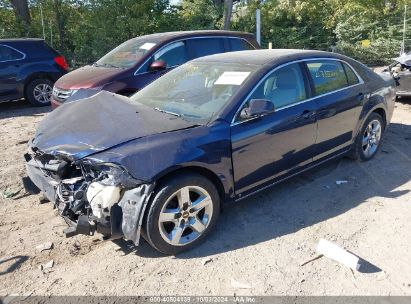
223, 0, 233, 30
9, 0, 31, 33
54, 0, 65, 50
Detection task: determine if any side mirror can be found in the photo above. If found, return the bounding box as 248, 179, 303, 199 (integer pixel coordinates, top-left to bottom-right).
240, 99, 274, 120
149, 60, 167, 71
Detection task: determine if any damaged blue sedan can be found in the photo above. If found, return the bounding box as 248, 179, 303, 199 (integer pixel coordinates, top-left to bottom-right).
24, 50, 395, 254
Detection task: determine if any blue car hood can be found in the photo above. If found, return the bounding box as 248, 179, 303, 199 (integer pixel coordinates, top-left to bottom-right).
31, 91, 197, 160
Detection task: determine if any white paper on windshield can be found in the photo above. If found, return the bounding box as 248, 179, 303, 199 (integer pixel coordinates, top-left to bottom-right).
139, 42, 156, 50
215, 72, 250, 85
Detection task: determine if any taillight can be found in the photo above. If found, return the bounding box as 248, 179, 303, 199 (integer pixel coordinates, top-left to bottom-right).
54, 56, 68, 71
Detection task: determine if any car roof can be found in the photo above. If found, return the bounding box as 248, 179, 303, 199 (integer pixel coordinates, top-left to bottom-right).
192, 49, 348, 66
0, 38, 45, 43
138, 30, 255, 42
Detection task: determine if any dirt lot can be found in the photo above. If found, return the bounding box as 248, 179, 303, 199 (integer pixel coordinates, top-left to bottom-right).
0, 98, 410, 297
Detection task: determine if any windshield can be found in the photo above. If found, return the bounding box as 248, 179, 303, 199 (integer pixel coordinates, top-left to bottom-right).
130, 62, 259, 122
96, 37, 158, 69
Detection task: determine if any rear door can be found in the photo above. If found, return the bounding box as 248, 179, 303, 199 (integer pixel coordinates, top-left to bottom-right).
186, 37, 226, 60
226, 37, 256, 51
304, 59, 366, 160
231, 62, 318, 197
0, 44, 25, 101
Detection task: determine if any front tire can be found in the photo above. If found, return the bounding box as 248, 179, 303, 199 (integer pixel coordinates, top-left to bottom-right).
144, 173, 220, 255
350, 112, 384, 161
25, 79, 53, 107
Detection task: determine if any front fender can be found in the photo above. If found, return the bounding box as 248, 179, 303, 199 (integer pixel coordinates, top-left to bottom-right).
84, 121, 235, 201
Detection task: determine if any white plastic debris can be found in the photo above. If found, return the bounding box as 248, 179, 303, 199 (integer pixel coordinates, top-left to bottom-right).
39, 260, 54, 271
230, 278, 251, 289
316, 238, 360, 271
335, 180, 348, 185
36, 241, 53, 252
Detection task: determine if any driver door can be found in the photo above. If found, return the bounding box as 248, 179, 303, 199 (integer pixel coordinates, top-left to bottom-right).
133, 41, 188, 89
230, 62, 319, 197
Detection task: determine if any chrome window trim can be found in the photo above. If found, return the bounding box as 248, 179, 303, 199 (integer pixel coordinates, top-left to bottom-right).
0, 44, 26, 63
134, 36, 254, 76
231, 57, 364, 126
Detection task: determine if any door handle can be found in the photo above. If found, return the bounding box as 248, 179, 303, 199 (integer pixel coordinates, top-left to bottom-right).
357, 93, 364, 101
298, 110, 316, 120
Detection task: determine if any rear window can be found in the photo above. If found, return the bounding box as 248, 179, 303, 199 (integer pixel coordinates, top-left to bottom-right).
342, 63, 360, 85
187, 38, 225, 58
306, 60, 348, 95
0, 45, 24, 62
228, 38, 255, 51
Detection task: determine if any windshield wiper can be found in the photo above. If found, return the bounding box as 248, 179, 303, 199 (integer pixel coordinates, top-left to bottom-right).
154, 107, 181, 117
94, 63, 121, 68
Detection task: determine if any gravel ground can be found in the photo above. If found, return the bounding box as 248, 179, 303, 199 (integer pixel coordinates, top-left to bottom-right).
0, 98, 410, 296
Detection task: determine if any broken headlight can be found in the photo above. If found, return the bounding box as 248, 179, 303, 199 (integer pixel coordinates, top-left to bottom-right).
81, 162, 143, 218
82, 162, 142, 189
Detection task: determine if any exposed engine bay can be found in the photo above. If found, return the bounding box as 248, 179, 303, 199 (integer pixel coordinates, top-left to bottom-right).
23, 146, 154, 245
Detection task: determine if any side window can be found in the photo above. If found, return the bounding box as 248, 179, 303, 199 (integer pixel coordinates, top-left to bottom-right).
306, 60, 348, 95
0, 45, 24, 62
188, 38, 225, 58
154, 41, 187, 68
228, 38, 254, 51
237, 63, 307, 121
343, 63, 360, 86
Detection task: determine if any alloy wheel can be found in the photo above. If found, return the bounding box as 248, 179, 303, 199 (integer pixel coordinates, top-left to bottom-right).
158, 186, 213, 246
33, 83, 53, 104
362, 119, 382, 158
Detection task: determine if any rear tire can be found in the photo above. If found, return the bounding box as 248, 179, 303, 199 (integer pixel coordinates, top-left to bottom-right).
143, 173, 220, 255
349, 112, 384, 161
25, 79, 53, 107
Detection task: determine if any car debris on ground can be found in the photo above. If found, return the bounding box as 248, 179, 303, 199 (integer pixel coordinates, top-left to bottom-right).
316, 238, 360, 270
202, 257, 213, 266
38, 260, 54, 272
35, 242, 53, 252
230, 278, 252, 289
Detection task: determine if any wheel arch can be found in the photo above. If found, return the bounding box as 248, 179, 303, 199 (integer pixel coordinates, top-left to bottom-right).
23, 72, 56, 86
372, 107, 387, 128
355, 102, 387, 140
153, 166, 228, 207
21, 72, 56, 98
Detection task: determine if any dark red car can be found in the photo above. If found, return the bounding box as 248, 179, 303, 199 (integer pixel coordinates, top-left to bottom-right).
51, 30, 259, 109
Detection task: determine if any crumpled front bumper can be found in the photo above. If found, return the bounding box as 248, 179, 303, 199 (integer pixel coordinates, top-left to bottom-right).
23, 153, 154, 246
24, 156, 57, 202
